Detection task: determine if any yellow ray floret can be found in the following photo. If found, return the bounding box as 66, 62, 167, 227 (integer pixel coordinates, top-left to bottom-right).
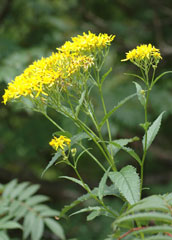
122, 44, 162, 63
49, 135, 71, 151
59, 31, 115, 53
2, 52, 94, 104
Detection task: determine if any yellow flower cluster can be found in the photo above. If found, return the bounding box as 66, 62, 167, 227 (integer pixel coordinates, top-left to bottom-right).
122, 44, 162, 68
2, 52, 94, 104
3, 31, 114, 104
59, 31, 115, 54
49, 135, 71, 151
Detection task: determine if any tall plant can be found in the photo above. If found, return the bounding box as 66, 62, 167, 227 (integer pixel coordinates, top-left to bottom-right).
3, 31, 172, 239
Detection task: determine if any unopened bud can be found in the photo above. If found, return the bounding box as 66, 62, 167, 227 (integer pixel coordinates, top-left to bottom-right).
71, 148, 77, 157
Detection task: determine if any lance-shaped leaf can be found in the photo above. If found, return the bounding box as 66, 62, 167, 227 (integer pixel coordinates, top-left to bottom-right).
109, 165, 140, 205
142, 112, 165, 151
75, 90, 86, 117
99, 93, 136, 128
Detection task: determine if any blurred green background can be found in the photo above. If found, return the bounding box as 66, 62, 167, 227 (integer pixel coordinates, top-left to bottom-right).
0, 0, 172, 239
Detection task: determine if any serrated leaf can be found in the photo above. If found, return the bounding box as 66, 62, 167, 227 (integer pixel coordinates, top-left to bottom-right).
19, 184, 40, 201
142, 112, 165, 151
87, 210, 101, 221
126, 195, 169, 215
134, 81, 146, 106
45, 218, 65, 240
99, 93, 136, 128
129, 225, 172, 237
60, 185, 119, 218
108, 137, 139, 156
109, 165, 140, 205
116, 212, 172, 225
98, 168, 110, 200
122, 147, 142, 165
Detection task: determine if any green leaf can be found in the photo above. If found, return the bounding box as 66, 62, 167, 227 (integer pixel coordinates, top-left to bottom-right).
108, 136, 139, 156
40, 209, 60, 217
98, 168, 110, 200
100, 67, 112, 85
124, 72, 145, 82
153, 71, 172, 85
60, 185, 119, 218
99, 93, 136, 128
75, 90, 86, 117
126, 195, 169, 215
59, 176, 89, 190
71, 132, 89, 145
0, 221, 22, 230
31, 216, 44, 240
45, 218, 65, 240
142, 112, 165, 151
116, 212, 172, 225
2, 180, 18, 198
23, 212, 35, 239
134, 81, 146, 106
129, 225, 172, 236
25, 195, 49, 206
87, 210, 101, 221
122, 147, 142, 165
19, 184, 40, 201
136, 236, 172, 240
0, 231, 10, 240
109, 165, 140, 205
10, 182, 30, 199
70, 206, 103, 217
53, 131, 72, 138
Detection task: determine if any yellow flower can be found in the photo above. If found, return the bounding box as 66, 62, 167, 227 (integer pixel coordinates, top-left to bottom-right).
121, 44, 162, 68
2, 52, 94, 104
59, 31, 115, 54
49, 135, 71, 151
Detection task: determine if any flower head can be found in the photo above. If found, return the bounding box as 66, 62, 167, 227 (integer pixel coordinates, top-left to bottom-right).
59, 31, 115, 54
49, 135, 71, 151
121, 44, 162, 69
2, 52, 94, 104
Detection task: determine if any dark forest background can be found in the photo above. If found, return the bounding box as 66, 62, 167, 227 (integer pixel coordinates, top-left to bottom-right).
0, 0, 172, 239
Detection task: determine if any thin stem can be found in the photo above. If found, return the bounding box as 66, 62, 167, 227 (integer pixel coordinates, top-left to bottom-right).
97, 71, 116, 171
79, 143, 106, 172
43, 113, 64, 132
72, 165, 118, 218
140, 87, 150, 197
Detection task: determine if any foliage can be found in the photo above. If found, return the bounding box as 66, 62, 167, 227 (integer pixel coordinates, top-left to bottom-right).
0, 179, 65, 240
2, 31, 172, 240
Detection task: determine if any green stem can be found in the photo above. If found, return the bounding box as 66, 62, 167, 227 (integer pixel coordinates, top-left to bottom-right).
87, 101, 116, 171
73, 165, 117, 218
97, 70, 117, 172
43, 113, 64, 132
140, 88, 150, 197
79, 143, 106, 172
